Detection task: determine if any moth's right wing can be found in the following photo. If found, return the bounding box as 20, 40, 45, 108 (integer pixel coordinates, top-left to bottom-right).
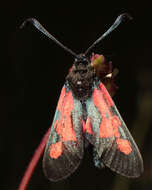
43, 85, 84, 181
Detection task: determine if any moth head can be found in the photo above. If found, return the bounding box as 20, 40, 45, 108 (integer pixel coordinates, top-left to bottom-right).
74, 54, 89, 66
68, 54, 90, 74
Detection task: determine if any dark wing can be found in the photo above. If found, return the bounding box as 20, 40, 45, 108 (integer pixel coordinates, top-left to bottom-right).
84, 81, 143, 177
43, 84, 84, 181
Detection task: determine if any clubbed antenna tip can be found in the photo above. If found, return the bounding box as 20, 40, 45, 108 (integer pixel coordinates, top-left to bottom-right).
85, 13, 133, 55
19, 18, 78, 58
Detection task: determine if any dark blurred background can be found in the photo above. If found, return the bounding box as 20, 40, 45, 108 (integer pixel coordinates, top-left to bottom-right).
1, 1, 152, 190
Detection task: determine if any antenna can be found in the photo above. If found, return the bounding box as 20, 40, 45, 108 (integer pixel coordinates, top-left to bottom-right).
85, 13, 132, 55
20, 18, 77, 58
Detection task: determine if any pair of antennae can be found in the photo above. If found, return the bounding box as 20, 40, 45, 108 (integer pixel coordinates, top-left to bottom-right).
20, 13, 132, 57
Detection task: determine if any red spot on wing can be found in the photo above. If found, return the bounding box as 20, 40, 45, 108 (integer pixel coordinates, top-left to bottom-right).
111, 115, 121, 138
57, 87, 66, 110
56, 90, 77, 141
83, 117, 93, 134
49, 88, 77, 159
116, 139, 132, 155
93, 86, 132, 155
50, 141, 63, 159
99, 82, 114, 107
99, 116, 114, 138
93, 88, 120, 138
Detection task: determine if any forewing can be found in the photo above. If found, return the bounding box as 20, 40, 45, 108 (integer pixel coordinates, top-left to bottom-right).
43, 85, 83, 181
84, 81, 143, 177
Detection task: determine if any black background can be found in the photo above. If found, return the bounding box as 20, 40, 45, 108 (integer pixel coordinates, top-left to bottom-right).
1, 1, 152, 190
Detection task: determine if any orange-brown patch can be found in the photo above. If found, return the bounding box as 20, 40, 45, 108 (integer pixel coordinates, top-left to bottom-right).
57, 87, 66, 110
50, 141, 63, 159
93, 88, 119, 138
99, 83, 114, 107
116, 139, 132, 155
111, 115, 121, 138
56, 90, 77, 142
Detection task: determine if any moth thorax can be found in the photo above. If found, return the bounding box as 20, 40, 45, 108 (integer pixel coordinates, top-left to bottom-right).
66, 66, 95, 100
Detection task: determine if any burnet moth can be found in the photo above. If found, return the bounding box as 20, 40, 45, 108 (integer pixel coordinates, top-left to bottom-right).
20, 13, 143, 182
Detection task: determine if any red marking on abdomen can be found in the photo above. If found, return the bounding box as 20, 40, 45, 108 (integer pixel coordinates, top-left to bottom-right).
83, 117, 93, 134
55, 90, 77, 142
50, 142, 63, 159
116, 139, 132, 155
99, 82, 114, 107
93, 88, 120, 138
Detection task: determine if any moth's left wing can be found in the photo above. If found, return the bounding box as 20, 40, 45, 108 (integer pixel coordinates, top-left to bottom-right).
84, 81, 143, 177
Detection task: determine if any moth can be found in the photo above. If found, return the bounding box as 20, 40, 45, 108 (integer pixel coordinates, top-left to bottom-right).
21, 13, 143, 182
